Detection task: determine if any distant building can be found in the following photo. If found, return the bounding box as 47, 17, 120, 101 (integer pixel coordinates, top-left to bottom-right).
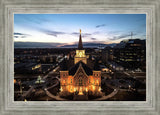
101, 48, 108, 64
101, 46, 115, 64
113, 39, 146, 70
60, 30, 102, 98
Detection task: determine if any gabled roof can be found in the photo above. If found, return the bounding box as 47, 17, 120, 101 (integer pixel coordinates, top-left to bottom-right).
69, 61, 93, 76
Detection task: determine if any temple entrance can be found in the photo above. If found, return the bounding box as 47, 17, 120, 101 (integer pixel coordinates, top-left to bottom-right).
74, 86, 88, 100
78, 87, 83, 95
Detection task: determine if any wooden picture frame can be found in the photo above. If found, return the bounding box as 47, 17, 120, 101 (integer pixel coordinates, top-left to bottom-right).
0, 0, 160, 115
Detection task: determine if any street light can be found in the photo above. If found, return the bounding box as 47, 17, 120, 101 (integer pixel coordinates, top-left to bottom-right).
128, 85, 131, 89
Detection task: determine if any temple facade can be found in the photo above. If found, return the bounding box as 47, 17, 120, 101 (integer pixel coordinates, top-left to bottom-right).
60, 30, 101, 97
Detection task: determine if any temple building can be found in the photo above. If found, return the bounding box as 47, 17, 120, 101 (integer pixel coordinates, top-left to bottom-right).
74, 29, 87, 64
60, 30, 102, 98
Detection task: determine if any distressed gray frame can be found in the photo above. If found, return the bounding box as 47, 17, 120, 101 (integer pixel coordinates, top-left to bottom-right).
0, 0, 160, 115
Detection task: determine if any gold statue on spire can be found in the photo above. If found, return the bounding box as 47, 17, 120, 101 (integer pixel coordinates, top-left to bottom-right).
80, 29, 81, 34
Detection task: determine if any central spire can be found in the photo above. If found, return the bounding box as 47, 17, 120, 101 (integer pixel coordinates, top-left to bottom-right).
78, 29, 83, 50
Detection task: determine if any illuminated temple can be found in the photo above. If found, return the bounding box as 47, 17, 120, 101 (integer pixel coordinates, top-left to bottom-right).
60, 30, 102, 98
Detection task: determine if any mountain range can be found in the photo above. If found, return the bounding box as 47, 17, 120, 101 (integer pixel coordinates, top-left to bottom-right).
14, 42, 117, 48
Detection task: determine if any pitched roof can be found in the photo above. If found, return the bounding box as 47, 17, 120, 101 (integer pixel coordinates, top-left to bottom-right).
69, 61, 93, 76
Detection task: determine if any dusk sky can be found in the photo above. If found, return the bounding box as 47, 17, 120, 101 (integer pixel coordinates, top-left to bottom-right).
14, 14, 146, 46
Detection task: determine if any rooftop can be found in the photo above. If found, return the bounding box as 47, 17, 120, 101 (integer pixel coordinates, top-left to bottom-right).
69, 61, 93, 76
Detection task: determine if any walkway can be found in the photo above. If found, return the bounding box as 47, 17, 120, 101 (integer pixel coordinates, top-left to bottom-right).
46, 77, 59, 90
43, 76, 67, 101
45, 89, 67, 101
22, 86, 34, 97
93, 89, 118, 101
124, 72, 130, 76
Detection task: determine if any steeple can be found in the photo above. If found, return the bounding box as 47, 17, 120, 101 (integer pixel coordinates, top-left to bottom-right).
78, 29, 83, 50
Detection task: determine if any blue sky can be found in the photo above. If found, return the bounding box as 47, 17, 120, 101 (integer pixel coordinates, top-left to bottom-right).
14, 14, 146, 46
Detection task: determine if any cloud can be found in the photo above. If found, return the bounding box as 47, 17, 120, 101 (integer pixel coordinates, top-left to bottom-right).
71, 32, 79, 35
71, 32, 92, 38
14, 32, 30, 39
82, 33, 92, 37
21, 36, 27, 38
96, 24, 106, 28
91, 38, 97, 40
107, 31, 121, 35
108, 33, 137, 40
14, 36, 19, 38
38, 29, 66, 37
93, 31, 100, 34
14, 32, 29, 36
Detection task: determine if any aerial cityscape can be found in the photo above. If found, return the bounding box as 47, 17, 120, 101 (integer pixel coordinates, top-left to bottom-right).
14, 14, 146, 101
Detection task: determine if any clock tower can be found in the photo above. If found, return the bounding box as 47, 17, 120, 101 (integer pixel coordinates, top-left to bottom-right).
74, 29, 87, 64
